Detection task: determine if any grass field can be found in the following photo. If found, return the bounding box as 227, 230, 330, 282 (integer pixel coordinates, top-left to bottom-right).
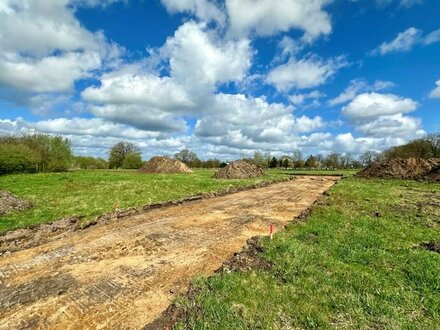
174, 177, 440, 329
0, 168, 295, 232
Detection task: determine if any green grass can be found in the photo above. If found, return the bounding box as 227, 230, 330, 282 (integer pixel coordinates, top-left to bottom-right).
174, 178, 440, 329
279, 168, 358, 177
0, 169, 290, 232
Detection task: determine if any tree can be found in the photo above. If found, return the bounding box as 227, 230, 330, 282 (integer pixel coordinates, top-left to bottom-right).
324, 153, 341, 169
315, 154, 324, 169
359, 151, 380, 167
109, 142, 141, 169
252, 151, 268, 167
291, 150, 304, 168
340, 153, 354, 169
283, 158, 289, 168
47, 136, 72, 172
269, 157, 278, 168
305, 155, 318, 168
0, 133, 72, 173
122, 153, 144, 169
425, 133, 440, 157
174, 149, 199, 167
0, 143, 39, 174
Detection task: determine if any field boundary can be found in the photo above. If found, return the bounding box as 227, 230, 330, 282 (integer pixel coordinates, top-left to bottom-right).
142, 191, 329, 330
0, 175, 311, 256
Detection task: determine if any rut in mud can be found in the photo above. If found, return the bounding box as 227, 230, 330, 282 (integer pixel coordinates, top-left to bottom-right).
0, 176, 339, 330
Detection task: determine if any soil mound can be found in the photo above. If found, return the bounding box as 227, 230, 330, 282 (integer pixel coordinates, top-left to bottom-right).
139, 156, 192, 174
357, 158, 440, 181
214, 160, 265, 179
0, 191, 31, 216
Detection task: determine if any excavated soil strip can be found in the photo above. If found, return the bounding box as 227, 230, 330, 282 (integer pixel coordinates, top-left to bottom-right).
0, 177, 300, 256
0, 176, 339, 330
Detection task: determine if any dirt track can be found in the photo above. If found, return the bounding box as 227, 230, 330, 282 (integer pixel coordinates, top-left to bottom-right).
0, 176, 339, 329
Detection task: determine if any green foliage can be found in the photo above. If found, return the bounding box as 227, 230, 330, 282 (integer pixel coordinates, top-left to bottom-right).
176, 178, 440, 329
269, 157, 278, 168
108, 141, 141, 169
0, 143, 39, 174
384, 133, 440, 160
0, 133, 72, 174
174, 149, 200, 167
122, 152, 144, 169
305, 155, 318, 168
74, 156, 108, 170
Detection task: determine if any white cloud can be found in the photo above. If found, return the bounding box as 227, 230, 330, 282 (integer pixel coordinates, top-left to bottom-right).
33, 117, 162, 139
424, 29, 440, 45
342, 92, 423, 140
89, 104, 187, 132
288, 90, 325, 107
0, 0, 122, 95
162, 21, 252, 92
195, 93, 325, 152
342, 92, 417, 120
372, 27, 421, 55
355, 114, 423, 138
371, 27, 440, 55
267, 55, 347, 92
429, 79, 440, 99
225, 0, 332, 41
328, 79, 395, 106
0, 52, 101, 93
160, 0, 226, 25
82, 68, 194, 110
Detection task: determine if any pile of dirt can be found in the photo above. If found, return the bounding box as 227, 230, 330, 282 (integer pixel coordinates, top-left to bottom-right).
138, 156, 193, 174
0, 190, 31, 216
214, 160, 265, 179
357, 158, 440, 181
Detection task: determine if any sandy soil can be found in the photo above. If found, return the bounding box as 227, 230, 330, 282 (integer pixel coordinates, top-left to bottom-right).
0, 176, 339, 330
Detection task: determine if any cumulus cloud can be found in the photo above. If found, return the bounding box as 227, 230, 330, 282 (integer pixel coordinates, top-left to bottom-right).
0, 52, 101, 93
89, 104, 187, 132
267, 55, 348, 92
160, 0, 226, 25
342, 92, 423, 140
226, 0, 332, 41
161, 21, 252, 93
342, 92, 417, 120
371, 27, 440, 55
195, 93, 325, 151
82, 69, 194, 110
289, 90, 325, 108
429, 79, 440, 98
0, 0, 122, 95
328, 79, 395, 106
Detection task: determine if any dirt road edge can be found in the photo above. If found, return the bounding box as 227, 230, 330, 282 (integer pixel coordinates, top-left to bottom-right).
142, 191, 331, 330
1, 176, 321, 256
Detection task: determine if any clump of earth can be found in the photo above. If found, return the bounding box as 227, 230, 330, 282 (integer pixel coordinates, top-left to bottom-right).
214, 160, 265, 179
357, 158, 440, 181
139, 156, 193, 174
0, 190, 32, 216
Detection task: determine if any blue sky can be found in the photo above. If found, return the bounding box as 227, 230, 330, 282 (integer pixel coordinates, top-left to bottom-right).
0, 0, 439, 160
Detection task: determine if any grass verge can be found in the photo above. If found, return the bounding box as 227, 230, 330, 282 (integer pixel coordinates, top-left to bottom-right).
172, 177, 440, 329
0, 169, 292, 232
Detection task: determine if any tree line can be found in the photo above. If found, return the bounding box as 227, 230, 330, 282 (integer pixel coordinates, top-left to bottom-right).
0, 134, 72, 174
0, 133, 438, 174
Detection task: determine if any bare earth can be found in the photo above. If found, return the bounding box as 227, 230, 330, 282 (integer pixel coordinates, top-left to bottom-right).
0, 176, 339, 330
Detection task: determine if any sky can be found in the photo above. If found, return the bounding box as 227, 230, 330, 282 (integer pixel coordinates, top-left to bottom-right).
0, 0, 439, 160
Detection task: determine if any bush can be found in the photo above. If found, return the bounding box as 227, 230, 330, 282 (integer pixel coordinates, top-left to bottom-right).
0, 133, 73, 174
0, 143, 39, 174
122, 152, 144, 169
